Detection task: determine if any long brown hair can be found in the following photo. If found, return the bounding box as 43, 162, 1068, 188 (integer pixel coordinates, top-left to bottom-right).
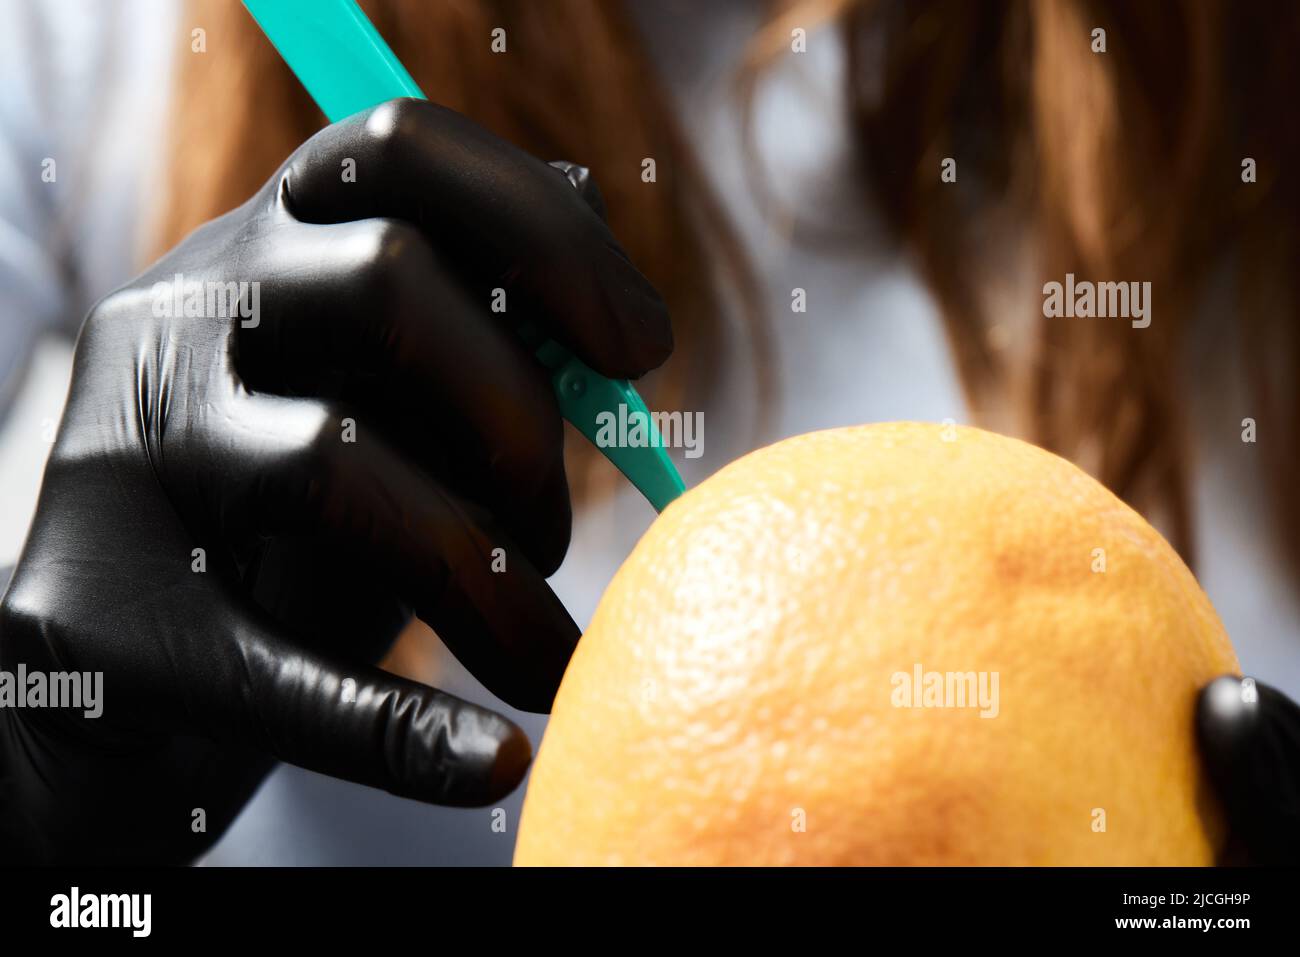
744, 0, 1298, 572
158, 1, 1300, 577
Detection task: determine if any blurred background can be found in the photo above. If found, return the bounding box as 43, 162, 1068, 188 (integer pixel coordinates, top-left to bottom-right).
0, 0, 1296, 863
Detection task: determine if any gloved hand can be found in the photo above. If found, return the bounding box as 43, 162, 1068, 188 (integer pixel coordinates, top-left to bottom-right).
1198, 675, 1300, 864
0, 98, 670, 864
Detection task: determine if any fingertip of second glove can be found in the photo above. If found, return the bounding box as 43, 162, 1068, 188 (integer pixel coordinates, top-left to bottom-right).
1196, 675, 1300, 864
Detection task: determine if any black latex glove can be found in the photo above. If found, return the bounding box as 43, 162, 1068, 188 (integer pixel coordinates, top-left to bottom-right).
1198, 675, 1300, 864
0, 98, 670, 864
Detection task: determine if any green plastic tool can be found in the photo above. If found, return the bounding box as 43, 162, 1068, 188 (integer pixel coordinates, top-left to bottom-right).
241, 0, 686, 512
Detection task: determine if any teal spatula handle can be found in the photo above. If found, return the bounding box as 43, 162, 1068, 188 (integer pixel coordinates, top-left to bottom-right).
241, 0, 686, 512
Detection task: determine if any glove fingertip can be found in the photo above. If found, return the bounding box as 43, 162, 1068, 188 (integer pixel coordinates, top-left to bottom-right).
434, 706, 534, 807
1197, 674, 1258, 770
548, 159, 608, 221
487, 722, 534, 801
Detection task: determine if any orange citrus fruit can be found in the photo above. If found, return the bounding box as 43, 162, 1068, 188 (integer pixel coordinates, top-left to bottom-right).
515, 423, 1239, 865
